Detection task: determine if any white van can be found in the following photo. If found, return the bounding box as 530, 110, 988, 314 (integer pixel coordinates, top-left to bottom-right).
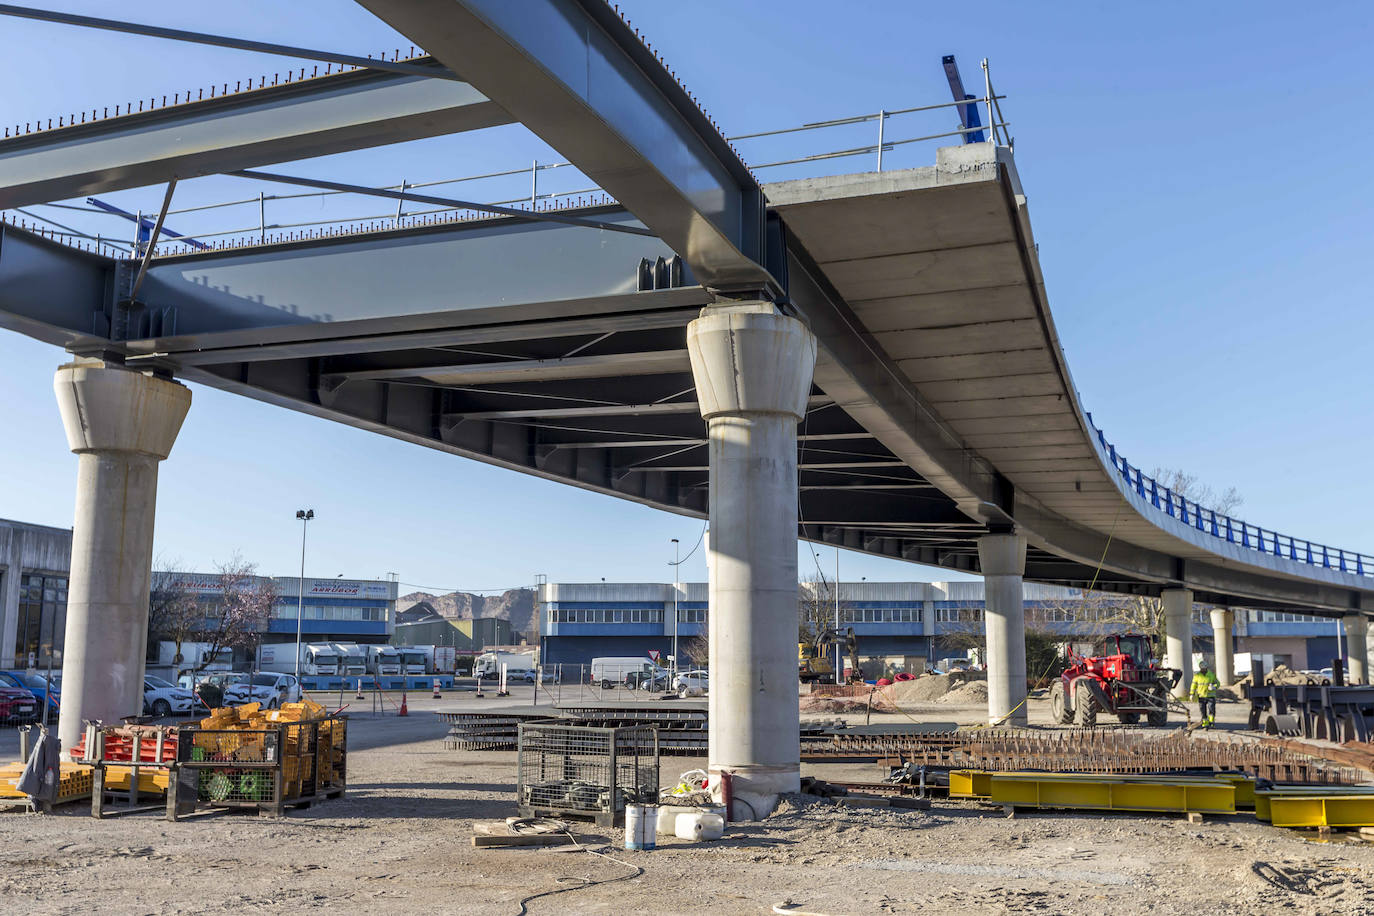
590, 657, 656, 689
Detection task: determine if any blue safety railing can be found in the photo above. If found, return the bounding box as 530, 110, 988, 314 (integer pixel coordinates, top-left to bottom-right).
1085, 413, 1372, 578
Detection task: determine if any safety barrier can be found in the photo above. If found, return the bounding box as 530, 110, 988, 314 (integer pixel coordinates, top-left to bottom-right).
1087, 413, 1373, 578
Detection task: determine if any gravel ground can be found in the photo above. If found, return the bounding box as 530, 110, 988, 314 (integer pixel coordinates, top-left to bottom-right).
1, 690, 1370, 915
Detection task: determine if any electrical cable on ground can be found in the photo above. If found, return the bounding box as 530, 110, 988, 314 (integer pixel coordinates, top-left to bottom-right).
512, 829, 644, 916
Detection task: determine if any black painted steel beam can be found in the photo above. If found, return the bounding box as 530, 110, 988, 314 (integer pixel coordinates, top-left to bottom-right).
0, 64, 509, 209
354, 0, 776, 294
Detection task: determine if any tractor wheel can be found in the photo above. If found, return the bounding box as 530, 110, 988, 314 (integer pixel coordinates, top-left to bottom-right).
1048, 681, 1072, 724
1073, 682, 1098, 727
1145, 685, 1169, 727
1117, 712, 1140, 725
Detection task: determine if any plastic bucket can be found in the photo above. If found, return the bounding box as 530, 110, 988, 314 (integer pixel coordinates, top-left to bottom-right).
625, 804, 656, 850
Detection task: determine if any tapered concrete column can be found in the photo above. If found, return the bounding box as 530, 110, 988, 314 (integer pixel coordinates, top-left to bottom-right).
1343, 615, 1368, 685
978, 534, 1027, 726
1162, 588, 1194, 698
54, 360, 190, 754
687, 303, 816, 817
1209, 607, 1235, 686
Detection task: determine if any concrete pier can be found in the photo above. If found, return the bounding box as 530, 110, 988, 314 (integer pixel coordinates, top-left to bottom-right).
1344, 614, 1368, 685
1162, 588, 1194, 698
1210, 607, 1235, 686
54, 360, 190, 753
687, 303, 816, 817
979, 534, 1027, 726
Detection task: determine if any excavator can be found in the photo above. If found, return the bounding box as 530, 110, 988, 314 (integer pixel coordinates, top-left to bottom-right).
799, 627, 863, 684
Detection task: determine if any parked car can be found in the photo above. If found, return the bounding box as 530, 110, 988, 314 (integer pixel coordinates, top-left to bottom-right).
0, 683, 38, 723
516, 669, 557, 683
0, 670, 59, 721
223, 673, 301, 709
143, 675, 203, 717
672, 670, 709, 698
635, 668, 672, 692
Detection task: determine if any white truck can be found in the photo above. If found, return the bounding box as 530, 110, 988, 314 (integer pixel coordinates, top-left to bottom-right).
157, 640, 233, 676
257, 642, 341, 676
367, 645, 402, 676
397, 646, 428, 675
432, 646, 457, 674
332, 642, 368, 676
590, 656, 658, 689
474, 651, 536, 680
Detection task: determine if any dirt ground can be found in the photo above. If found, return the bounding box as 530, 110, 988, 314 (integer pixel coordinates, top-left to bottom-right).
1, 689, 1371, 915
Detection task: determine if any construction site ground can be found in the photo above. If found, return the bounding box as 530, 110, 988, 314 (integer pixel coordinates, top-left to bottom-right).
2, 688, 1371, 915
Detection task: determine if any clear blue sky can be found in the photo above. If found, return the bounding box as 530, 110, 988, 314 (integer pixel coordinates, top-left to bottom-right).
1, 1, 1371, 592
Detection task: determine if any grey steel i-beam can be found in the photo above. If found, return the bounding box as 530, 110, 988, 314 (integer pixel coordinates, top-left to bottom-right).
354, 0, 777, 295
0, 65, 510, 209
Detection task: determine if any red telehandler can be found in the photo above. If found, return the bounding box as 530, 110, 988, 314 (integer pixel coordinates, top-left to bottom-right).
1048, 633, 1181, 727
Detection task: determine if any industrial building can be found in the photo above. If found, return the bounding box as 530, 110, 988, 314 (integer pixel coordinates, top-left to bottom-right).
390, 615, 513, 655
0, 517, 395, 669
538, 578, 1359, 675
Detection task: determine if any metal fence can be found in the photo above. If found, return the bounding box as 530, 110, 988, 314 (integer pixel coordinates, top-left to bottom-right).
1087, 413, 1373, 577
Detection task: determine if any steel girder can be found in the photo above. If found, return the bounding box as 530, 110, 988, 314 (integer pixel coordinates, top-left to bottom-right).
0, 61, 510, 209
354, 0, 775, 295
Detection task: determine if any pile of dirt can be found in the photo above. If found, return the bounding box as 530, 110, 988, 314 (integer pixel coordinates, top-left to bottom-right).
935, 680, 989, 705
876, 671, 985, 708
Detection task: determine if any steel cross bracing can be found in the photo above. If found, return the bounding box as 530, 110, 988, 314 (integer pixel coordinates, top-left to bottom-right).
0, 0, 1371, 617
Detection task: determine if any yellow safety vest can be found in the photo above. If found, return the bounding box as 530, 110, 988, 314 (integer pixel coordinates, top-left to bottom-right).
1190, 670, 1219, 699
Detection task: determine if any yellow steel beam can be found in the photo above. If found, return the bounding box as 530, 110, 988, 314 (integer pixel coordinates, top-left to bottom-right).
1268, 794, 1374, 828
988, 774, 1235, 814
950, 770, 1254, 809
1256, 786, 1374, 823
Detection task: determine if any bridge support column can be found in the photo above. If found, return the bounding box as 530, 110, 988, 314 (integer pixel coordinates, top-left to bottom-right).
1344, 614, 1368, 685
1162, 588, 1194, 699
54, 360, 190, 755
687, 303, 816, 818
1209, 607, 1235, 686
979, 533, 1027, 727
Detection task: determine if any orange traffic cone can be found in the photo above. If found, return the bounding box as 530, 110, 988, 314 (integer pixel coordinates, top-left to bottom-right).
432, 679, 441, 699
399, 691, 408, 717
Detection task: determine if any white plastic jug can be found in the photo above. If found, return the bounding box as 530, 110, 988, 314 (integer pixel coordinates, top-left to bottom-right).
674, 811, 725, 842
657, 804, 726, 835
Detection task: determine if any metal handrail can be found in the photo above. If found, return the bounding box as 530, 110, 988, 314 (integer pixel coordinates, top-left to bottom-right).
1085, 412, 1372, 578
4, 59, 1015, 258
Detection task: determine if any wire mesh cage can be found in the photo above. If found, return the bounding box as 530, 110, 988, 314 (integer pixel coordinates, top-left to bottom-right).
517, 723, 659, 826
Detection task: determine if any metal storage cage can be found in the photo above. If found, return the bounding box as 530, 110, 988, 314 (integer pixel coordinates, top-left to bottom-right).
516, 723, 659, 826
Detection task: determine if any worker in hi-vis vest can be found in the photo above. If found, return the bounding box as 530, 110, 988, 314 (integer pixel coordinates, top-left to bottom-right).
1189, 660, 1219, 728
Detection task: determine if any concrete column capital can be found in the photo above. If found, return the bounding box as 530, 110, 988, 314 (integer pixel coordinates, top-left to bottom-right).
977, 533, 1026, 577
54, 359, 191, 460
686, 304, 817, 421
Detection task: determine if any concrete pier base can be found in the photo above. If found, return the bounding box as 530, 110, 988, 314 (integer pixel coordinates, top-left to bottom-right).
687, 303, 816, 817
1344, 614, 1368, 685
979, 534, 1027, 726
54, 360, 190, 754
1210, 607, 1235, 686
1162, 588, 1194, 698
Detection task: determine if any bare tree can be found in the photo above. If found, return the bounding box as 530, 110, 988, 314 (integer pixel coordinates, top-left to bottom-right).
150, 555, 276, 675
147, 557, 197, 660
1149, 467, 1243, 516
680, 632, 710, 670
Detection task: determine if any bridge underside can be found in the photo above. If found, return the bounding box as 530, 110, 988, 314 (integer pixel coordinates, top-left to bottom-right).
0, 184, 1362, 615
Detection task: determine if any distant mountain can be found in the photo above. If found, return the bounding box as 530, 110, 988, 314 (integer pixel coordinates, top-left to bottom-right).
396, 588, 537, 639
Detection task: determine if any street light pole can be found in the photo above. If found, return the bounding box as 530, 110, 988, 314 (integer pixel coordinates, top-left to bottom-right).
294, 509, 314, 682
834, 547, 842, 685
671, 538, 680, 684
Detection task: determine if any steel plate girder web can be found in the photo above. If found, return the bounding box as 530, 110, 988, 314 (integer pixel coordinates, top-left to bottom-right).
0, 66, 510, 210
354, 0, 776, 294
